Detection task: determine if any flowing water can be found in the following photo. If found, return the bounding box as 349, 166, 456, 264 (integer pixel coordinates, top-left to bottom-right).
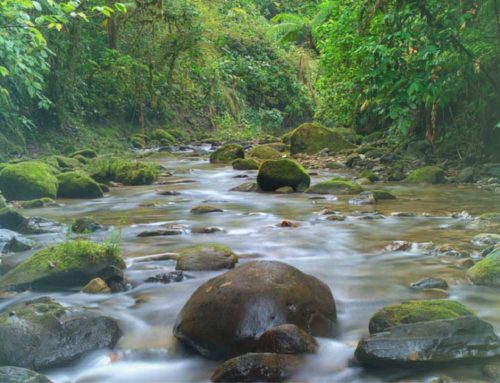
4, 150, 500, 382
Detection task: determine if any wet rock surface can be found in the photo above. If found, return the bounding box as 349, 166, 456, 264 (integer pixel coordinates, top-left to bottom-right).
256, 324, 318, 354
0, 366, 53, 383
175, 244, 238, 271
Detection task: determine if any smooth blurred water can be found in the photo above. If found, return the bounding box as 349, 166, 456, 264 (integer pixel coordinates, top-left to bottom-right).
6, 151, 500, 383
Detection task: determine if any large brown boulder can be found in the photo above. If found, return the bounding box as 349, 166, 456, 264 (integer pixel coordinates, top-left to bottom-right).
173, 261, 336, 359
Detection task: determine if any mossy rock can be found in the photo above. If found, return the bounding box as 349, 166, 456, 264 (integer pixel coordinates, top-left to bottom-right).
247, 145, 282, 160
232, 159, 259, 171
150, 129, 176, 146
0, 162, 58, 201
360, 170, 379, 182
306, 179, 363, 195
0, 240, 125, 291
69, 149, 97, 159
369, 300, 474, 334
88, 157, 159, 185
405, 166, 445, 184
16, 198, 55, 209
478, 213, 500, 224
47, 155, 80, 171
257, 159, 310, 192
0, 208, 27, 231
57, 171, 103, 199
210, 144, 245, 163
467, 248, 500, 287
290, 123, 355, 155
176, 244, 238, 271
366, 190, 396, 201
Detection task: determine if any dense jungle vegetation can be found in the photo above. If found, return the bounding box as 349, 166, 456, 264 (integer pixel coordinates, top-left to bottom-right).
1, 0, 499, 158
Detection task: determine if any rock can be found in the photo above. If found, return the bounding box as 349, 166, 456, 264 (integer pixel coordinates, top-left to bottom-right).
72, 217, 107, 233
257, 160, 310, 192
484, 362, 500, 382
211, 353, 301, 383
57, 171, 103, 199
0, 208, 27, 232
0, 366, 52, 383
88, 157, 159, 186
277, 220, 299, 228
387, 161, 407, 181
391, 212, 416, 217
467, 248, 500, 287
477, 213, 500, 228
359, 170, 379, 182
458, 167, 475, 183
0, 162, 58, 201
247, 145, 282, 160
275, 186, 294, 194
137, 229, 182, 237
173, 261, 336, 359
325, 161, 346, 169
14, 198, 56, 209
144, 271, 184, 284
16, 216, 63, 235
290, 123, 354, 155
368, 300, 474, 334
81, 277, 111, 294
363, 190, 396, 201
479, 163, 500, 178
257, 324, 318, 354
411, 278, 449, 290
210, 144, 245, 163
355, 316, 500, 366
385, 241, 412, 251
1, 235, 33, 253
191, 205, 224, 214
158, 190, 181, 196
306, 179, 362, 195
264, 142, 287, 152
0, 240, 126, 291
326, 214, 346, 221
69, 149, 98, 159
232, 159, 259, 171
472, 233, 500, 246
231, 182, 261, 193
0, 297, 121, 370
176, 244, 238, 271
405, 166, 445, 184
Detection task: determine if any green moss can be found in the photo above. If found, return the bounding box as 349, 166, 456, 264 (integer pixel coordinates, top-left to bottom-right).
467, 248, 500, 287
150, 129, 176, 146
257, 159, 310, 192
290, 122, 355, 155
360, 170, 379, 182
0, 240, 125, 291
306, 178, 363, 195
0, 161, 58, 201
72, 154, 89, 164
369, 300, 474, 334
176, 244, 238, 271
232, 158, 259, 170
87, 157, 159, 185
0, 297, 66, 328
57, 171, 103, 199
405, 166, 445, 184
478, 213, 500, 223
69, 149, 97, 159
0, 207, 27, 231
210, 144, 245, 163
369, 190, 396, 201
247, 145, 282, 160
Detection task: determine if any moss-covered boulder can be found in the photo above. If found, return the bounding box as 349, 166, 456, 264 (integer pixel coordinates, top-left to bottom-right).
257, 159, 310, 192
176, 244, 238, 271
0, 297, 121, 370
0, 162, 58, 201
0, 366, 52, 383
232, 158, 259, 171
362, 190, 396, 202
306, 179, 363, 195
210, 144, 245, 163
150, 129, 176, 146
247, 145, 282, 160
71, 217, 107, 233
290, 123, 355, 155
0, 240, 125, 291
368, 300, 474, 334
360, 170, 379, 182
405, 166, 445, 184
0, 208, 27, 231
57, 171, 103, 199
15, 198, 56, 209
467, 248, 500, 287
88, 157, 160, 185
44, 155, 80, 171
69, 149, 97, 159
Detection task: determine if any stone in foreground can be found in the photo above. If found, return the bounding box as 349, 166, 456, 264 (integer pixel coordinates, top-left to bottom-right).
0, 366, 52, 383
355, 316, 500, 366
0, 297, 121, 370
467, 248, 500, 287
211, 353, 301, 383
174, 261, 336, 359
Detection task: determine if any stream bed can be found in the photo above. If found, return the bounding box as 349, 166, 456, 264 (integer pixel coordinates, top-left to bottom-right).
5, 150, 500, 383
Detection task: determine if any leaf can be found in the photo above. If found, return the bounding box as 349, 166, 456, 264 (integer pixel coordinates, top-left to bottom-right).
32, 1, 42, 11
0, 66, 9, 77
